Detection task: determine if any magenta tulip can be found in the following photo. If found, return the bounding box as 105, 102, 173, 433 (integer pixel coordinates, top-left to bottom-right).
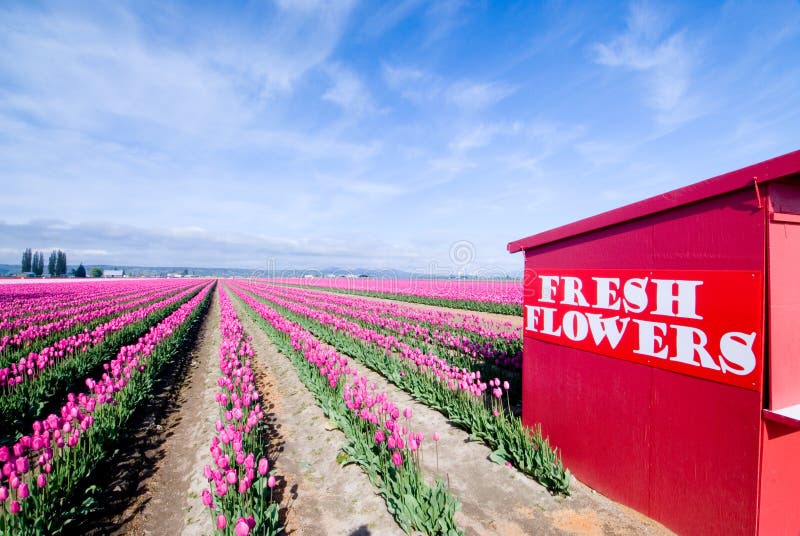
257, 458, 269, 476
235, 519, 250, 536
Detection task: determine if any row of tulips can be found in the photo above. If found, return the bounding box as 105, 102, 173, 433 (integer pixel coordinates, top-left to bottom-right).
0, 282, 213, 535
0, 284, 146, 336
0, 282, 136, 323
275, 278, 523, 315
0, 279, 187, 327
233, 282, 570, 495
227, 284, 463, 535
236, 282, 507, 401
202, 287, 281, 535
0, 281, 192, 354
1, 282, 205, 388
258, 283, 522, 371
0, 283, 210, 443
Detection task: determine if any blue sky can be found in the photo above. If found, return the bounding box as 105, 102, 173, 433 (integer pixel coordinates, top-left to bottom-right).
1, 1, 798, 274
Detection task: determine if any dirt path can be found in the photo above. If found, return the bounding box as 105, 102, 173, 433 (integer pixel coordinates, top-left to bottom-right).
108, 290, 221, 535
232, 293, 406, 536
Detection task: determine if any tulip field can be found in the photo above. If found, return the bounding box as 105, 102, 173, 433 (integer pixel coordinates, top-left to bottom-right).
0, 278, 669, 535
274, 277, 524, 315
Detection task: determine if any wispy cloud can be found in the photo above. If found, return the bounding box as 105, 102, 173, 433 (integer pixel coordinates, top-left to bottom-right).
445, 80, 516, 110
383, 64, 515, 110
363, 0, 426, 35
593, 2, 698, 125
322, 63, 377, 115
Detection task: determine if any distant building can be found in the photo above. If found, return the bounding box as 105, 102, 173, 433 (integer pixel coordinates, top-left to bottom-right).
103, 270, 125, 278
18, 272, 36, 278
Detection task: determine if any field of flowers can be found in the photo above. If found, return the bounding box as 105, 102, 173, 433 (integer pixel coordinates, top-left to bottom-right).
0, 278, 213, 534
270, 277, 524, 315
0, 277, 589, 535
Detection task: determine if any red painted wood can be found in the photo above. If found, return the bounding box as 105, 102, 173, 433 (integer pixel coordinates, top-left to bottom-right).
758, 420, 800, 534
508, 149, 800, 253
767, 182, 800, 411
648, 371, 762, 535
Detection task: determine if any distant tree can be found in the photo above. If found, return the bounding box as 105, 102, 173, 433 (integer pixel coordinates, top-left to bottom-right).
21, 248, 32, 273
32, 252, 44, 276
48, 250, 57, 276
90, 267, 103, 278
56, 251, 67, 276
75, 263, 87, 278
182, 268, 188, 276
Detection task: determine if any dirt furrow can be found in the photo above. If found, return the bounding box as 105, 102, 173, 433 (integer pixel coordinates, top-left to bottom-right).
106, 289, 221, 535
232, 293, 406, 536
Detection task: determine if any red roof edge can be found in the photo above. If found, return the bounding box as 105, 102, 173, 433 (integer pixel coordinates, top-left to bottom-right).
507, 149, 800, 253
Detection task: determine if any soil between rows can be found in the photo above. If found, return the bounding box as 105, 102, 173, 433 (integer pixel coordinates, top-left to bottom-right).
86, 289, 220, 536
231, 293, 407, 536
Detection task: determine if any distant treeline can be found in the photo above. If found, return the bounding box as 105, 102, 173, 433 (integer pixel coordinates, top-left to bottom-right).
20, 248, 87, 277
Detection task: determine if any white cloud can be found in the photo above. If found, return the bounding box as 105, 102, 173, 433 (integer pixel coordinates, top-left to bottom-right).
383, 63, 515, 110
322, 64, 376, 115
593, 2, 697, 124
445, 80, 516, 110
364, 0, 426, 35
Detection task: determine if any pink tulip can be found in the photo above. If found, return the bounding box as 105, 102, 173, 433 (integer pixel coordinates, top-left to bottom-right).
392, 451, 403, 467
257, 458, 269, 476
268, 475, 276, 489
0, 486, 7, 501
235, 519, 250, 536
226, 470, 237, 485
403, 408, 412, 419
201, 489, 213, 507
433, 431, 440, 442
36, 473, 47, 488
10, 500, 20, 514
15, 457, 29, 474
216, 514, 227, 529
